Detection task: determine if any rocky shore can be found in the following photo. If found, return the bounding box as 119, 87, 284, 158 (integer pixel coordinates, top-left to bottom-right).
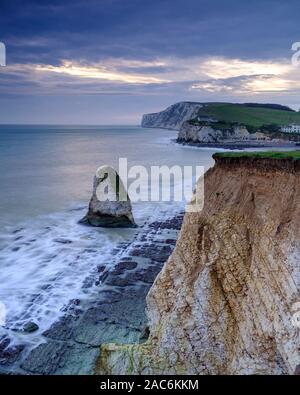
0, 212, 184, 375
95, 155, 300, 375
175, 139, 267, 150
175, 139, 298, 150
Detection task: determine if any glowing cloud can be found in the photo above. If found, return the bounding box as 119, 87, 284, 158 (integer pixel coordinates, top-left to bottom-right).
2, 56, 300, 98
35, 60, 168, 84
199, 58, 291, 79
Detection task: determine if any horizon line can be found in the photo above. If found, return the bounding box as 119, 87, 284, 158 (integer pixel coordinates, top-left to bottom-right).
0, 123, 140, 127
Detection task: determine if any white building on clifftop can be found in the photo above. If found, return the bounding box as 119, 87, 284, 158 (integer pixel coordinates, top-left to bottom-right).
281, 124, 300, 134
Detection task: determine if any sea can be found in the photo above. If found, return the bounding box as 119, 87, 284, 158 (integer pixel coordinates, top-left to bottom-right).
0, 124, 218, 346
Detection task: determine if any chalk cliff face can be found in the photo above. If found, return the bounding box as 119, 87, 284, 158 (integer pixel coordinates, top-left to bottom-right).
178, 122, 268, 143
96, 156, 300, 375
141, 102, 269, 142
141, 102, 203, 130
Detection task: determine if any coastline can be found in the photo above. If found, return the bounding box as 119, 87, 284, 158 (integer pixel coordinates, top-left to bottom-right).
0, 212, 184, 375
0, 125, 213, 376
95, 155, 300, 375
174, 138, 298, 151
1, 124, 299, 375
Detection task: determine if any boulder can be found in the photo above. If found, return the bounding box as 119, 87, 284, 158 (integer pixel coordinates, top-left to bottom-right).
80, 166, 137, 228
23, 321, 39, 333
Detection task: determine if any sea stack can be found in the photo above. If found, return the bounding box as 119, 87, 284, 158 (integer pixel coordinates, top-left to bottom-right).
80, 165, 137, 228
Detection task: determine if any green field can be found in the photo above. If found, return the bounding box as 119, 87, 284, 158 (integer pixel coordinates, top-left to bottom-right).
214, 151, 300, 160
197, 103, 300, 128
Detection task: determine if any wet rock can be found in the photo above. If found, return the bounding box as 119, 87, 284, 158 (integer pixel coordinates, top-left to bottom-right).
97, 290, 122, 304
125, 265, 162, 284
20, 341, 85, 375
165, 239, 176, 245
74, 321, 141, 347
97, 265, 106, 273
99, 270, 109, 282
126, 286, 150, 299
73, 298, 147, 346
110, 260, 138, 275
12, 228, 24, 234
104, 275, 132, 287
130, 244, 173, 262
23, 321, 39, 333
54, 344, 100, 375
83, 248, 97, 253
22, 342, 61, 374
149, 214, 184, 230
82, 276, 95, 289
0, 337, 24, 366
71, 299, 81, 306
54, 238, 72, 244
43, 315, 79, 341
80, 165, 137, 228
111, 248, 122, 255
40, 283, 53, 291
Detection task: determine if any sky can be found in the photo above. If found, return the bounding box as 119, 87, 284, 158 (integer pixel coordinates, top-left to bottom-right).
0, 0, 300, 124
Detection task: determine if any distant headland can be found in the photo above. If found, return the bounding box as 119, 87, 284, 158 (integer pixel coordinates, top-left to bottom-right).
142, 102, 300, 149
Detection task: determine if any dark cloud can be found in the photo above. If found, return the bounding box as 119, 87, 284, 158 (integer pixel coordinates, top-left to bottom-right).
0, 0, 300, 123
1, 0, 299, 63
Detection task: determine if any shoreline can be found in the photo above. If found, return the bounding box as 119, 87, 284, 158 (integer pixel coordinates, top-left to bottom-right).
174, 139, 298, 150
0, 212, 184, 375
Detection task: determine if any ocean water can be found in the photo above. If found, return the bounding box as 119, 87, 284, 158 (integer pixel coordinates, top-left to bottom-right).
0, 125, 216, 344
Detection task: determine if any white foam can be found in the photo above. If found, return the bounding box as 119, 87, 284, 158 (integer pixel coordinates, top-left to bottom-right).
0, 206, 135, 342
0, 199, 184, 346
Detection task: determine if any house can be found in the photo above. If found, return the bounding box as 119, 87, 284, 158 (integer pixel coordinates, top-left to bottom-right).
281, 124, 300, 134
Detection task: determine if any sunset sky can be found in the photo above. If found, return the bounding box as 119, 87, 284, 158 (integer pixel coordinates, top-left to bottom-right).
1, 0, 300, 124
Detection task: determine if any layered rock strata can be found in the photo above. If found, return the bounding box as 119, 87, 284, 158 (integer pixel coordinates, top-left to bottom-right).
96, 155, 300, 375
177, 123, 268, 144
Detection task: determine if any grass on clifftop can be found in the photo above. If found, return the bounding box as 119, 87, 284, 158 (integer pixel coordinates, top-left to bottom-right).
198, 103, 300, 128
214, 151, 300, 160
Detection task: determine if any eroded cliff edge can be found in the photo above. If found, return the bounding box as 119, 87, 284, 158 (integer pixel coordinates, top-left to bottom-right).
141, 102, 203, 130
96, 155, 300, 375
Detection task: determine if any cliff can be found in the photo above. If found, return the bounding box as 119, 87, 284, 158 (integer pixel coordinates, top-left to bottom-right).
142, 101, 300, 143
178, 122, 268, 143
96, 155, 300, 375
141, 102, 203, 130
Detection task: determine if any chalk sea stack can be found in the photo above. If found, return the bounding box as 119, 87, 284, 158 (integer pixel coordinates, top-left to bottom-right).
80, 165, 137, 228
